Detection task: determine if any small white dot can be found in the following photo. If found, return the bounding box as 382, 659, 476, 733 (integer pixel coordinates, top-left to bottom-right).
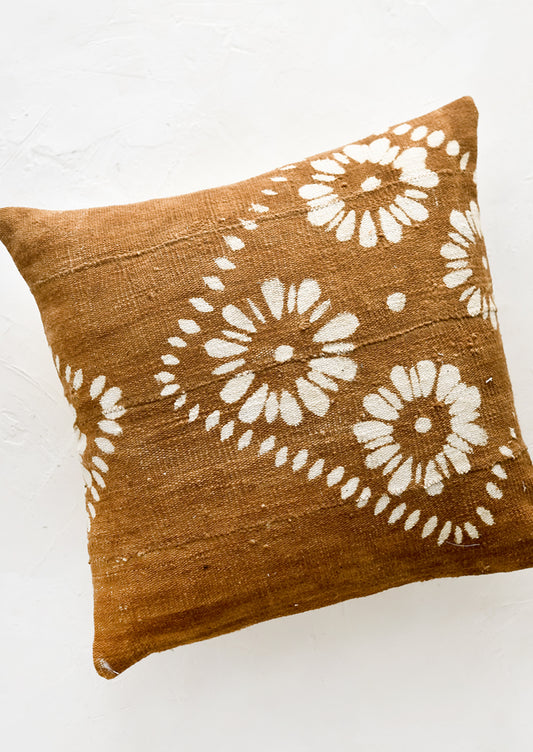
446, 140, 460, 156
274, 345, 293, 363
387, 292, 406, 312
414, 417, 432, 434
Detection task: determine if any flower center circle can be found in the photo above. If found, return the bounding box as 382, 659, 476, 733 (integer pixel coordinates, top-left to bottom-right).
414, 416, 432, 434
274, 345, 294, 363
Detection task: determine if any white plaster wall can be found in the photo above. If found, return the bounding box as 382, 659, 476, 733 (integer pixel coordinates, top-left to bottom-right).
1, 1, 532, 749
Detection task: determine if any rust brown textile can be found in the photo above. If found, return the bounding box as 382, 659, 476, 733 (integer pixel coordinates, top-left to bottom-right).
2, 96, 533, 679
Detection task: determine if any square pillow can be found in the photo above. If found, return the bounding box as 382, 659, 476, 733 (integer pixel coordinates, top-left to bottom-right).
2, 96, 533, 679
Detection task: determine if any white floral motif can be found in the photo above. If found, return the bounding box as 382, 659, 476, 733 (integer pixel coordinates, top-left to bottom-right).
441, 201, 497, 328
353, 360, 488, 497
298, 138, 438, 247
203, 278, 359, 426
54, 357, 126, 527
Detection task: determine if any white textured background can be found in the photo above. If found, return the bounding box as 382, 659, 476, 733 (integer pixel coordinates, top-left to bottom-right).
1, 1, 532, 749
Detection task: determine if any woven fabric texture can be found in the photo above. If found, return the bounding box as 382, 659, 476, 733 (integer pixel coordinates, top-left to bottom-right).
2, 96, 533, 679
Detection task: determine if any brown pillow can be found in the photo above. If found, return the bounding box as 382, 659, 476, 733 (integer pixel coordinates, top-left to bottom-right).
2, 95, 533, 679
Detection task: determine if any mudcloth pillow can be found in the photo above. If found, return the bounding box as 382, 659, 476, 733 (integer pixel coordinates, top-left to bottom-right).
1, 96, 532, 679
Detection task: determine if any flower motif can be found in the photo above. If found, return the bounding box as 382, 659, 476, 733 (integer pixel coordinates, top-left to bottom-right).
441, 201, 497, 328
353, 360, 488, 497
55, 357, 126, 526
298, 138, 438, 247
203, 278, 359, 426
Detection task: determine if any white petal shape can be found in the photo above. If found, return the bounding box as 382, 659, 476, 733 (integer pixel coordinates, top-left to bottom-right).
220, 421, 235, 441
443, 443, 471, 474
394, 195, 428, 221
424, 460, 444, 495
205, 410, 220, 430
295, 377, 329, 417
389, 203, 411, 225
239, 384, 269, 423
309, 300, 331, 323
388, 457, 413, 495
365, 443, 400, 469
308, 459, 324, 480
359, 210, 377, 247
215, 256, 236, 270
98, 420, 122, 436
394, 146, 438, 188
90, 375, 106, 399
95, 437, 114, 454
435, 364, 461, 402
155, 371, 174, 384
450, 209, 475, 241
368, 137, 391, 163
247, 298, 266, 323
422, 515, 438, 538
327, 466, 345, 486
388, 502, 406, 524
438, 521, 452, 545
343, 143, 369, 162
179, 319, 200, 334
404, 509, 421, 530
309, 356, 357, 381
168, 336, 186, 348
441, 242, 468, 260
477, 506, 494, 525
205, 338, 248, 358
100, 387, 122, 414
279, 390, 303, 426
308, 199, 345, 227
449, 385, 481, 418
450, 419, 488, 446
374, 495, 390, 515
340, 477, 359, 499
275, 447, 288, 466
363, 393, 399, 421
390, 365, 413, 401
222, 305, 256, 332
259, 436, 276, 455
394, 123, 411, 135
223, 234, 245, 251
416, 360, 437, 397
313, 313, 359, 343
161, 383, 179, 397
353, 420, 394, 443
427, 130, 444, 147
188, 404, 200, 422
297, 279, 321, 314
92, 456, 109, 473
265, 391, 279, 423
444, 268, 473, 288
378, 208, 402, 243
237, 429, 253, 450
299, 183, 334, 199
189, 297, 213, 312
358, 488, 373, 509
411, 125, 428, 140
223, 330, 251, 343
261, 278, 285, 320
464, 522, 479, 539
72, 369, 83, 390
308, 370, 338, 391
173, 394, 186, 410
466, 288, 482, 316
336, 210, 356, 241
220, 371, 255, 404
161, 353, 180, 366
492, 463, 507, 480
486, 481, 503, 499
310, 157, 345, 174
292, 449, 308, 471
212, 358, 246, 375
378, 388, 402, 409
